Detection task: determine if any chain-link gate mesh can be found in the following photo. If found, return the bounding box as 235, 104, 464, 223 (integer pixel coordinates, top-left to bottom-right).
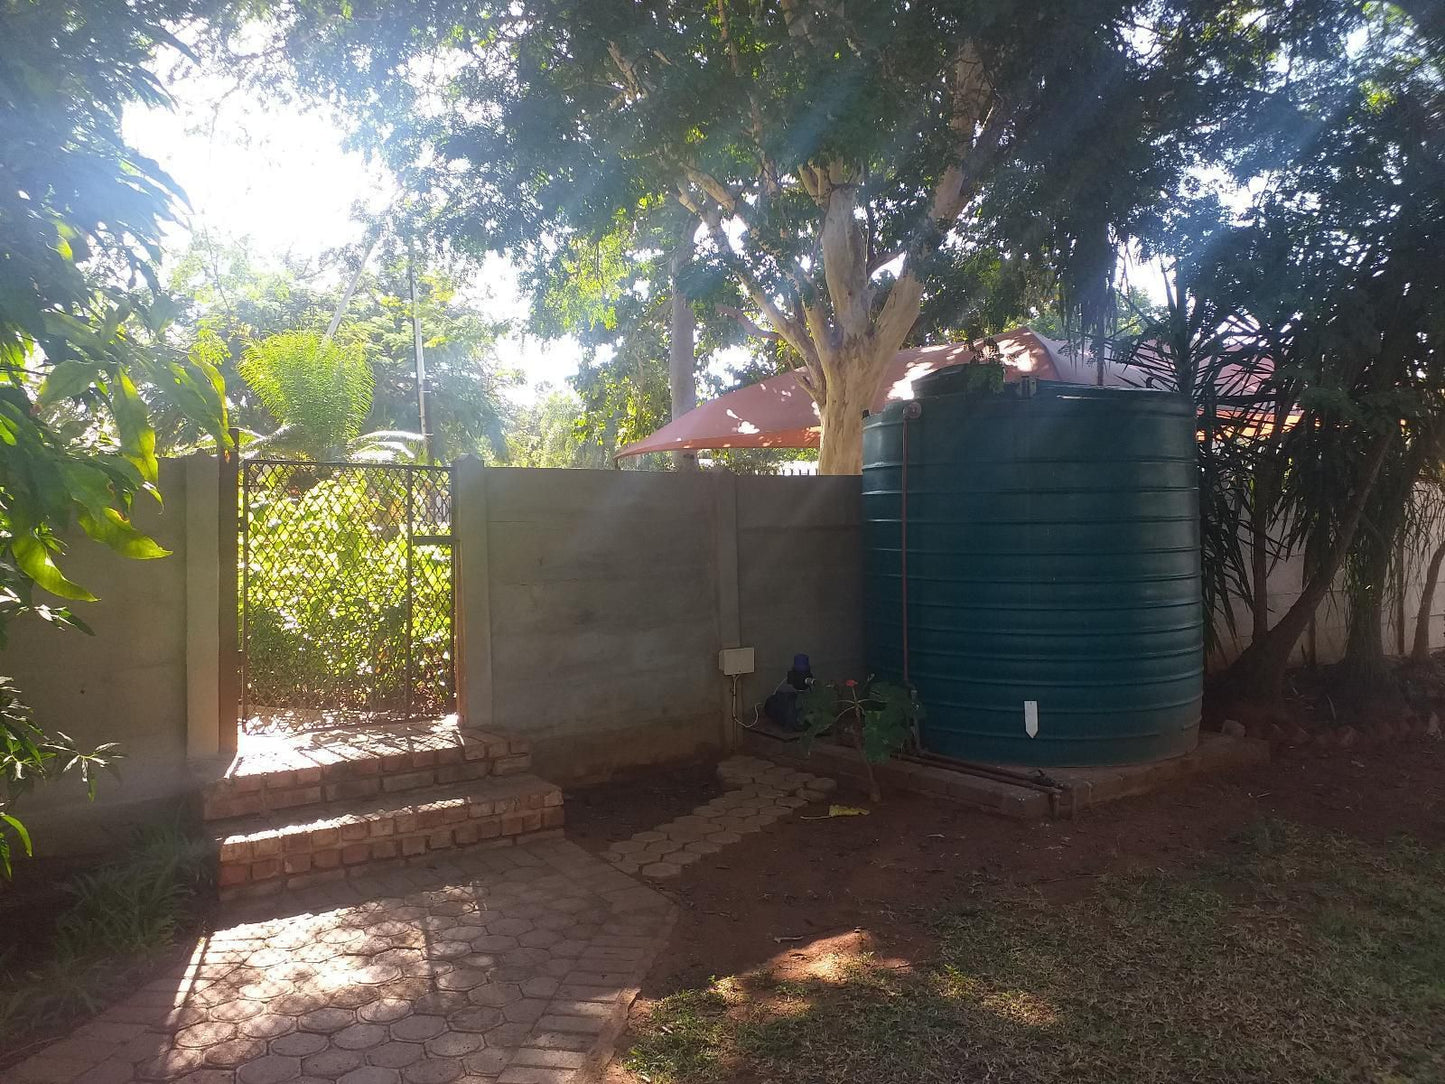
240, 461, 454, 727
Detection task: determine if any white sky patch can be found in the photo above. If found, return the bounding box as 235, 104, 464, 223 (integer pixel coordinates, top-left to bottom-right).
122, 69, 582, 402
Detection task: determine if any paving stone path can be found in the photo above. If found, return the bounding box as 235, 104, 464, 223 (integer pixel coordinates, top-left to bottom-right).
13, 840, 674, 1084
600, 755, 836, 879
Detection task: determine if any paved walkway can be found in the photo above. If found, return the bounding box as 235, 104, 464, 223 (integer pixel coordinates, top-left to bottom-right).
13, 840, 674, 1084
601, 755, 836, 878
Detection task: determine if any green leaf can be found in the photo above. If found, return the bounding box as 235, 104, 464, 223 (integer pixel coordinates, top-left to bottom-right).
1, 813, 32, 858
77, 509, 170, 559
39, 360, 97, 405
111, 371, 158, 484
12, 535, 98, 602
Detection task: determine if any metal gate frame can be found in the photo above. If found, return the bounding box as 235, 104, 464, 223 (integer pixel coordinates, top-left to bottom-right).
239, 459, 455, 726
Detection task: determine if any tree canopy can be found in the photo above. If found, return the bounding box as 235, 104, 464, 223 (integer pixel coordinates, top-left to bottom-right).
0, 0, 229, 869
235, 0, 1270, 472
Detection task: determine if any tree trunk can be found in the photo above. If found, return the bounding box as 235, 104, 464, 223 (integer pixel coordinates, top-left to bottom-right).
1339, 576, 1390, 692
1250, 501, 1271, 643
1249, 461, 1281, 644
816, 346, 886, 475
1412, 536, 1445, 661
668, 239, 698, 472
817, 391, 865, 475
1223, 432, 1393, 703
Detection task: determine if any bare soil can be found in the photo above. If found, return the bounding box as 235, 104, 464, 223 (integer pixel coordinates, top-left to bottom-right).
563, 734, 1445, 1081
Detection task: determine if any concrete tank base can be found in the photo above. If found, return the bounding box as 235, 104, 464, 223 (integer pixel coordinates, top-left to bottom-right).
739, 729, 1269, 821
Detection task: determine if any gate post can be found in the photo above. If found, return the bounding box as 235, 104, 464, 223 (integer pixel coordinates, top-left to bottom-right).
184, 448, 238, 759
453, 456, 493, 729
217, 440, 239, 753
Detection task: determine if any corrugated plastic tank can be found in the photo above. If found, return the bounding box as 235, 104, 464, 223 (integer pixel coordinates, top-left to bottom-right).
861, 374, 1203, 766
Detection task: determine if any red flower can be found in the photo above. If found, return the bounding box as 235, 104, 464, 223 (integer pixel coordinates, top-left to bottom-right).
844, 679, 858, 688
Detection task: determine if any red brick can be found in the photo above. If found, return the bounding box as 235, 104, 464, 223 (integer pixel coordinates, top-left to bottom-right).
233, 773, 266, 794
383, 770, 435, 793
313, 848, 341, 870
500, 812, 527, 836
219, 839, 252, 863
339, 820, 369, 842
269, 785, 322, 809
283, 832, 311, 854
293, 767, 323, 786
283, 853, 312, 875
410, 750, 437, 768
521, 810, 543, 832
435, 748, 464, 766
250, 858, 282, 881
341, 843, 370, 865
218, 864, 250, 887
476, 816, 502, 839
325, 778, 381, 802
542, 789, 563, 808
370, 839, 398, 861
311, 827, 341, 849
400, 835, 427, 857
493, 755, 531, 775
454, 823, 480, 846
369, 817, 396, 837
542, 807, 565, 829
437, 763, 487, 785
428, 828, 454, 849
251, 834, 282, 859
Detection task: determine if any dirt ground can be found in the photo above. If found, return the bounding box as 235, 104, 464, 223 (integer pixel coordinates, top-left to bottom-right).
566, 735, 1445, 1081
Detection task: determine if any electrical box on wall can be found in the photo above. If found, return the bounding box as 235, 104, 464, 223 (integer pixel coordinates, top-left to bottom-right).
718, 647, 755, 676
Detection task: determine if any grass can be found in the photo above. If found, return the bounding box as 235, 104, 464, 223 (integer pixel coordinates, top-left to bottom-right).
626, 820, 1445, 1084
0, 815, 214, 1052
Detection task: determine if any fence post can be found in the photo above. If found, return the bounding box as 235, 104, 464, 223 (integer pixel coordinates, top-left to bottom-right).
184, 451, 235, 759
217, 439, 240, 754
713, 472, 742, 751
454, 457, 493, 730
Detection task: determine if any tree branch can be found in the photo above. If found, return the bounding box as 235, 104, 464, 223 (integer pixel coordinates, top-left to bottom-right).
717, 305, 780, 342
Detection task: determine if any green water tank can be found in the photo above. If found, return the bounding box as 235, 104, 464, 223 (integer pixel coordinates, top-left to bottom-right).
861, 375, 1203, 766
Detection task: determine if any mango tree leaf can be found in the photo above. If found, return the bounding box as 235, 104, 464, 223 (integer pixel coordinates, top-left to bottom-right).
38, 360, 99, 405
12, 535, 97, 602
77, 508, 169, 559
110, 371, 158, 483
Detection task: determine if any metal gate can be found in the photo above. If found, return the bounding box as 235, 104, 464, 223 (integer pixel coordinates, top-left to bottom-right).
239, 459, 454, 728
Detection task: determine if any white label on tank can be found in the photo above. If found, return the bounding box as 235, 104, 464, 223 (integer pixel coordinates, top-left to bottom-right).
1024, 700, 1039, 738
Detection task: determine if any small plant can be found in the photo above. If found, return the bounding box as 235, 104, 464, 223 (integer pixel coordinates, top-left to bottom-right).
798, 678, 923, 802
0, 813, 213, 1047
0, 676, 123, 876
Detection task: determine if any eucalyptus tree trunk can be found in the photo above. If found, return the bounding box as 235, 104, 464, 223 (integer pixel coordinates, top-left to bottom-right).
1411, 537, 1445, 662
668, 239, 698, 472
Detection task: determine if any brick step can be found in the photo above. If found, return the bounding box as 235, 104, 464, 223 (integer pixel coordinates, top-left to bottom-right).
203, 725, 532, 821
213, 772, 564, 900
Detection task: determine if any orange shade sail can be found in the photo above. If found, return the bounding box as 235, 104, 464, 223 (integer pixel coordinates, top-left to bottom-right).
617, 327, 1105, 459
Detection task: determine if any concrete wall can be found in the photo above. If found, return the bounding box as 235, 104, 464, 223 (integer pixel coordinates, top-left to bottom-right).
3, 459, 205, 852
1210, 524, 1445, 669
455, 464, 865, 782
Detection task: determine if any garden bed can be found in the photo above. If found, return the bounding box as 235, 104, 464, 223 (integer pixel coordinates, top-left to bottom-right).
565, 734, 1445, 1082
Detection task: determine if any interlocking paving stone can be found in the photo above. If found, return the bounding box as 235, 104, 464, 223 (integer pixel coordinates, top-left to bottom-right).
599, 755, 835, 880
13, 839, 672, 1084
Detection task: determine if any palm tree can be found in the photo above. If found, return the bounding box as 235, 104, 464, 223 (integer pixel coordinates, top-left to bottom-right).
237, 330, 422, 461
